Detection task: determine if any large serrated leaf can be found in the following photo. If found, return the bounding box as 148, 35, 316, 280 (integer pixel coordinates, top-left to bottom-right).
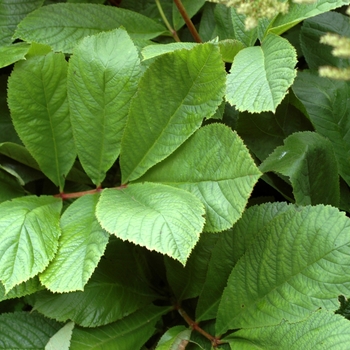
225, 310, 350, 350
70, 305, 170, 350
292, 71, 350, 186
226, 34, 296, 113
0, 311, 62, 350
0, 277, 44, 302
28, 239, 158, 327
120, 43, 226, 183
138, 124, 261, 232
96, 183, 205, 265
40, 194, 109, 293
216, 204, 350, 334
68, 28, 141, 186
14, 3, 166, 53
0, 196, 62, 292
7, 52, 76, 190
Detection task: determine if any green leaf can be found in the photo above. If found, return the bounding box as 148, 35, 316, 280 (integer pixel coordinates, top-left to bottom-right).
40, 194, 109, 293
96, 183, 205, 265
45, 322, 74, 350
269, 0, 350, 36
216, 204, 350, 333
68, 28, 141, 186
14, 3, 166, 53
0, 196, 62, 292
156, 326, 191, 350
7, 52, 76, 190
70, 305, 170, 350
226, 34, 297, 113
0, 142, 40, 170
0, 168, 25, 202
196, 202, 292, 322
225, 310, 350, 350
120, 43, 226, 183
29, 239, 158, 327
0, 277, 44, 302
138, 124, 261, 232
260, 131, 340, 206
172, 0, 205, 30
0, 43, 30, 69
300, 12, 350, 70
292, 71, 350, 186
0, 311, 62, 350
0, 0, 44, 46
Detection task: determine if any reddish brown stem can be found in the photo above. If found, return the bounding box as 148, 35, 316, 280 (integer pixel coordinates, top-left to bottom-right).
173, 0, 202, 43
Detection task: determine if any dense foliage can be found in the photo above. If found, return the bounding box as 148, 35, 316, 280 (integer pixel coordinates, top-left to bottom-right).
1, 0, 350, 349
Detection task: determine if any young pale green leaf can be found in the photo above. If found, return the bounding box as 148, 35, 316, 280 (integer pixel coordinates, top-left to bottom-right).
0, 277, 44, 302
226, 34, 296, 113
0, 0, 44, 46
216, 204, 350, 334
29, 239, 158, 327
70, 305, 170, 350
270, 0, 350, 36
0, 43, 30, 68
14, 3, 166, 53
0, 196, 62, 292
156, 326, 191, 350
260, 131, 340, 207
8, 52, 76, 190
138, 124, 261, 232
292, 71, 350, 186
40, 194, 109, 293
96, 183, 205, 265
68, 28, 141, 186
225, 310, 350, 350
120, 43, 226, 183
0, 311, 62, 350
300, 12, 350, 70
196, 202, 292, 322
45, 322, 74, 350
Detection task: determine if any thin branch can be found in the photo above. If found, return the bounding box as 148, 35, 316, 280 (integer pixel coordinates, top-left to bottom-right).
173, 0, 202, 43
156, 0, 181, 42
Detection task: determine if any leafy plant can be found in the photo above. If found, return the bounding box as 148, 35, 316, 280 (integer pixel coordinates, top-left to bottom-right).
1, 0, 350, 349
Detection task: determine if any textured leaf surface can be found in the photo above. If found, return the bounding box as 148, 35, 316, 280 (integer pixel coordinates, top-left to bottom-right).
138, 124, 261, 232
0, 277, 44, 302
45, 322, 74, 350
0, 196, 62, 292
292, 71, 350, 186
0, 311, 62, 349
156, 326, 191, 350
226, 34, 296, 113
68, 28, 141, 185
120, 43, 226, 183
14, 3, 166, 53
216, 204, 350, 333
260, 131, 340, 206
225, 310, 350, 350
40, 194, 109, 293
70, 305, 170, 350
96, 183, 205, 264
0, 43, 30, 68
196, 202, 292, 322
8, 52, 76, 190
29, 239, 158, 327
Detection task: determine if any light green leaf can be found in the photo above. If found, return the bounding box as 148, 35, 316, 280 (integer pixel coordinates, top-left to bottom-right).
29, 239, 158, 327
68, 28, 141, 186
225, 310, 350, 350
70, 305, 170, 350
156, 326, 191, 350
40, 194, 109, 293
7, 52, 76, 190
14, 3, 166, 53
0, 0, 44, 46
0, 42, 30, 68
0, 277, 44, 302
0, 311, 62, 350
0, 196, 62, 292
260, 131, 340, 206
120, 43, 226, 183
270, 0, 350, 36
96, 183, 205, 265
45, 322, 74, 350
292, 71, 350, 186
226, 34, 297, 113
138, 124, 261, 232
216, 204, 350, 334
196, 202, 292, 322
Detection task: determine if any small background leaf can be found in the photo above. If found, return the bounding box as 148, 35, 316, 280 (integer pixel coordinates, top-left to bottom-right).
0, 43, 30, 69
45, 322, 74, 350
156, 326, 191, 350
